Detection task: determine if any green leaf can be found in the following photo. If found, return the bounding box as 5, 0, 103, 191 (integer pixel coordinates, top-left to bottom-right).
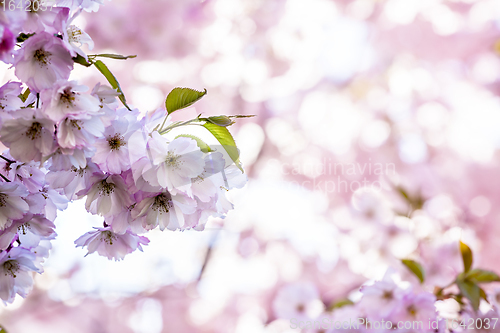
206, 116, 234, 127
73, 54, 92, 67
0, 325, 7, 333
16, 32, 34, 43
90, 54, 137, 60
18, 88, 30, 103
460, 241, 473, 273
202, 122, 243, 172
479, 287, 489, 302
93, 60, 131, 111
165, 87, 207, 115
457, 279, 480, 311
465, 269, 500, 284
175, 134, 212, 153
327, 299, 354, 311
402, 259, 425, 284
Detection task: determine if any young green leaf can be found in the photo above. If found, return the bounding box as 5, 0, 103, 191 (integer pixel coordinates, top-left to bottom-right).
327, 299, 354, 311
175, 134, 212, 153
73, 54, 92, 67
93, 60, 131, 111
90, 54, 137, 60
202, 122, 243, 172
457, 279, 480, 311
207, 116, 234, 127
465, 269, 500, 284
165, 87, 207, 115
18, 88, 30, 103
460, 241, 473, 273
479, 287, 489, 302
402, 259, 425, 283
0, 325, 7, 333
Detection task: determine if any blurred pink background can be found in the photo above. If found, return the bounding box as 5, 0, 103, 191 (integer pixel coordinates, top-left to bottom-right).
2, 0, 500, 331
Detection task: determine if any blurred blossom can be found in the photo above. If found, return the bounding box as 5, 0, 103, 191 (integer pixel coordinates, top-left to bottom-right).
3, 0, 500, 332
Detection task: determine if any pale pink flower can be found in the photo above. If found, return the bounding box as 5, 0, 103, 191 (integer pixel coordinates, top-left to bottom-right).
46, 159, 100, 200
0, 82, 23, 111
0, 110, 56, 162
92, 112, 138, 174
55, 8, 94, 60
391, 292, 437, 326
82, 174, 132, 217
358, 274, 405, 320
40, 80, 100, 122
57, 115, 104, 149
22, 5, 65, 34
91, 83, 120, 120
47, 147, 90, 171
0, 25, 16, 63
14, 32, 73, 92
0, 182, 29, 230
272, 282, 325, 321
0, 247, 41, 303
142, 133, 204, 192
188, 152, 226, 202
131, 191, 196, 231
75, 225, 149, 261
0, 214, 56, 250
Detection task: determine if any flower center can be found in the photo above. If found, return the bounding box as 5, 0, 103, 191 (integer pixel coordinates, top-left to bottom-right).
33, 48, 51, 66
107, 134, 125, 150
407, 305, 417, 316
60, 88, 76, 107
68, 25, 83, 41
25, 122, 42, 140
18, 223, 31, 235
98, 180, 116, 196
100, 231, 117, 245
152, 193, 173, 213
296, 303, 305, 313
71, 165, 87, 176
382, 290, 393, 300
3, 260, 19, 278
165, 151, 181, 169
70, 119, 82, 130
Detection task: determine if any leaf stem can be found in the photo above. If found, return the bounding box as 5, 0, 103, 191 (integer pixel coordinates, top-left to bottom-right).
0, 155, 14, 164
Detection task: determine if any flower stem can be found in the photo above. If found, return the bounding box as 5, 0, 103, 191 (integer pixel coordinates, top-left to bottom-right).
0, 155, 14, 164
0, 173, 10, 182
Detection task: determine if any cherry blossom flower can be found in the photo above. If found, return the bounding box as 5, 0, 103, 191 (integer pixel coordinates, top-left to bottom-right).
0, 109, 56, 162
74, 225, 149, 261
272, 282, 325, 321
55, 8, 94, 60
0, 82, 24, 112
391, 292, 437, 325
0, 182, 29, 230
0, 25, 15, 63
0, 214, 56, 250
46, 159, 100, 200
141, 133, 204, 192
92, 110, 139, 174
14, 32, 73, 92
22, 5, 64, 34
81, 174, 132, 217
358, 274, 406, 320
57, 115, 105, 149
131, 191, 196, 231
40, 80, 100, 122
0, 247, 41, 303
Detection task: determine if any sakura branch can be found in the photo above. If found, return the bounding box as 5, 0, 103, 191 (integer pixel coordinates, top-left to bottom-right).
0, 0, 250, 306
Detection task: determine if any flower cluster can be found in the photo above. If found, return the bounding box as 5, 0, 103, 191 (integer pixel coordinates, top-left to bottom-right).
0, 0, 247, 304
267, 187, 500, 333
